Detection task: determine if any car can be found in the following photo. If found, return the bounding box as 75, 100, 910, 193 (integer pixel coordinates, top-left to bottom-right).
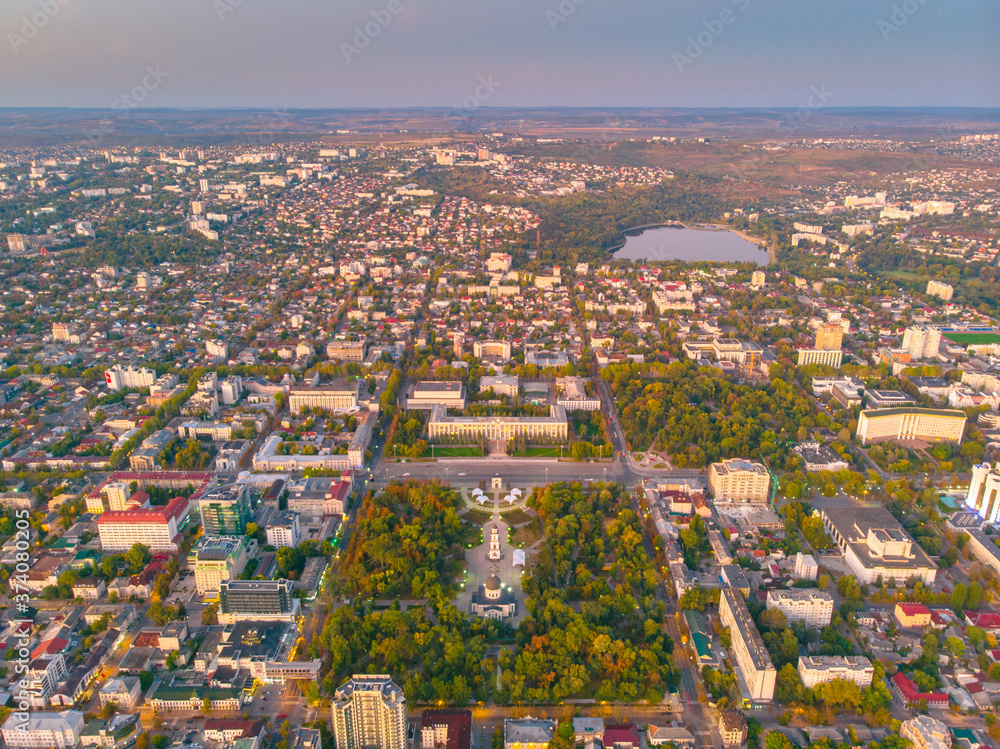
402, 472, 410, 477
277, 714, 287, 720
457, 472, 467, 476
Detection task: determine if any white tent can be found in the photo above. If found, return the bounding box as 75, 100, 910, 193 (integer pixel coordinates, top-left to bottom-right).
511, 488, 522, 496
477, 495, 490, 505
472, 488, 483, 496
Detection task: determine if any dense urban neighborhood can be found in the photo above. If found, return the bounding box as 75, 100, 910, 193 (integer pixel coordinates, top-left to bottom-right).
0, 121, 999, 749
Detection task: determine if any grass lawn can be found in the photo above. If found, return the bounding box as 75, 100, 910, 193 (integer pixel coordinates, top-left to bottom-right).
943, 332, 1000, 345
511, 447, 562, 457
501, 509, 534, 526
433, 446, 485, 457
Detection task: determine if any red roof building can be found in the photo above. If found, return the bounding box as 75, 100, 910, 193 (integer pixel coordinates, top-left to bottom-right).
890, 672, 949, 709
603, 724, 641, 749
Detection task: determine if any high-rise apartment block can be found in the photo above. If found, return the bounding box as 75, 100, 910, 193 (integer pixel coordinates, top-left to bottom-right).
814, 323, 844, 351
708, 459, 770, 502
719, 588, 776, 703
331, 675, 407, 749
765, 589, 834, 628
902, 326, 942, 360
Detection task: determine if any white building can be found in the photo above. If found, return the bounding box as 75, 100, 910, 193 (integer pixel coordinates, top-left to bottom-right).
480, 375, 518, 398
765, 589, 834, 628
719, 588, 775, 703
99, 676, 142, 709
97, 496, 189, 553
220, 376, 244, 405
793, 552, 819, 580
821, 506, 937, 585
900, 715, 951, 749
1, 710, 84, 749
797, 656, 874, 689
266, 511, 301, 549
796, 349, 843, 368
966, 462, 1000, 523
926, 280, 954, 301
104, 364, 156, 392
856, 408, 966, 446
331, 675, 407, 749
902, 326, 942, 360
708, 459, 770, 502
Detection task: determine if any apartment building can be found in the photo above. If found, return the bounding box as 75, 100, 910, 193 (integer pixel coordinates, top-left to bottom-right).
1, 711, 84, 749
105, 364, 156, 392
326, 340, 367, 363
719, 588, 776, 703
814, 322, 844, 350
926, 280, 954, 301
765, 589, 834, 628
902, 326, 942, 360
708, 459, 770, 502
796, 349, 843, 368
856, 408, 966, 445
331, 675, 408, 749
797, 656, 874, 689
190, 535, 251, 596
265, 511, 301, 548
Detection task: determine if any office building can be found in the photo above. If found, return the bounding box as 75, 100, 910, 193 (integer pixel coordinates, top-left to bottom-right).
199, 483, 252, 536
406, 381, 468, 410
504, 718, 556, 749
97, 496, 189, 553
815, 323, 844, 351
765, 589, 834, 628
289, 381, 360, 413
902, 326, 942, 360
480, 374, 518, 398
266, 511, 301, 548
473, 340, 513, 362
708, 459, 770, 502
719, 588, 776, 703
856, 408, 966, 445
98, 676, 142, 709
190, 535, 251, 596
894, 602, 932, 629
865, 390, 916, 409
428, 403, 568, 442
797, 656, 874, 689
555, 376, 601, 411
331, 675, 407, 749
1, 710, 84, 749
104, 364, 156, 392
900, 716, 951, 749
219, 579, 297, 622
926, 280, 954, 301
821, 506, 937, 585
797, 348, 843, 368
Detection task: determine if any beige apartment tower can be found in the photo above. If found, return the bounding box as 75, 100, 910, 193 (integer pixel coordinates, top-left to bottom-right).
814, 323, 844, 351
332, 675, 407, 749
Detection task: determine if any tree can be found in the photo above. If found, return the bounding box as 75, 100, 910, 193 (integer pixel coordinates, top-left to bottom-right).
966, 581, 983, 609
951, 582, 968, 611
135, 735, 150, 749
775, 663, 807, 705
152, 736, 169, 749
759, 608, 788, 631
815, 678, 862, 710
124, 543, 151, 575
765, 733, 794, 749
944, 636, 965, 658
202, 697, 212, 715
202, 603, 219, 626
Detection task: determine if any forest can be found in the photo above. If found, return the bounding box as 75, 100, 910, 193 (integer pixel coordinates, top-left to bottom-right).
603, 360, 824, 467
498, 482, 677, 703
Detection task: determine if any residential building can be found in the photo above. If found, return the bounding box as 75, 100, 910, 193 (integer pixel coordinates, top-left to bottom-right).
331, 675, 407, 749
719, 588, 776, 703
20, 653, 69, 708
1, 710, 85, 749
503, 718, 556, 749
901, 715, 952, 749
265, 511, 301, 548
797, 349, 843, 368
822, 506, 937, 585
218, 579, 297, 622
199, 483, 252, 536
815, 323, 845, 350
890, 672, 950, 710
926, 280, 954, 301
792, 443, 849, 473
603, 724, 640, 749
98, 676, 142, 709
647, 725, 696, 748
902, 326, 943, 360
856, 408, 966, 445
894, 602, 932, 629
719, 711, 748, 749
765, 589, 834, 628
572, 718, 605, 744
97, 496, 189, 553
962, 527, 1000, 574
420, 709, 472, 749
104, 365, 155, 392
793, 553, 819, 580
708, 459, 770, 502
428, 403, 568, 443
326, 340, 367, 363
797, 656, 874, 689
966, 462, 1000, 523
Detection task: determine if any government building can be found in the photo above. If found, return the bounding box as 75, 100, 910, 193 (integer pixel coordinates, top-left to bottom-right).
821, 506, 937, 585
289, 381, 360, 413
428, 403, 568, 443
855, 408, 966, 445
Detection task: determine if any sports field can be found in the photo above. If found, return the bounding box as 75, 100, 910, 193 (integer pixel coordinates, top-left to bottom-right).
943, 332, 1000, 345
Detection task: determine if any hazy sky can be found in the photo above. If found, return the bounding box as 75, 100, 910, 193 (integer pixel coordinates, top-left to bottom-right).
1, 0, 997, 109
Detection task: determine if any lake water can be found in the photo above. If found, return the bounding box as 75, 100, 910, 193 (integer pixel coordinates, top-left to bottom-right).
613, 225, 769, 265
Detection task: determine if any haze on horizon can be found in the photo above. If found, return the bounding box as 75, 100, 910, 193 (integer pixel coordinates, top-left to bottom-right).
1, 0, 997, 110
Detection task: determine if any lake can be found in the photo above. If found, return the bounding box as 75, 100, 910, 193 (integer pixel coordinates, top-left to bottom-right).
613, 225, 769, 265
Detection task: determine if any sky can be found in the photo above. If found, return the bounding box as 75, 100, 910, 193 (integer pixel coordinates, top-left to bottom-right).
0, 0, 998, 109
